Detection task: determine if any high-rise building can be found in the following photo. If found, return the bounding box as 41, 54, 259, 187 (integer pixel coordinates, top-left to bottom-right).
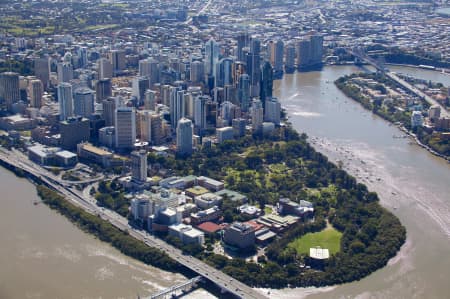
274, 40, 284, 74
144, 89, 157, 110
310, 35, 324, 66
114, 107, 136, 150
57, 62, 74, 83
190, 60, 204, 84
246, 49, 261, 98
250, 99, 264, 130
73, 88, 95, 118
185, 87, 202, 119
220, 101, 235, 125
260, 61, 273, 107
34, 56, 50, 90
28, 79, 43, 108
131, 150, 147, 182
109, 50, 126, 76
205, 38, 219, 78
176, 117, 193, 156
297, 39, 311, 70
57, 82, 73, 121
238, 74, 250, 112
102, 97, 118, 127
285, 43, 296, 73
223, 222, 256, 250
250, 37, 261, 55
150, 113, 164, 145
139, 58, 160, 85
232, 118, 246, 137
99, 126, 115, 148
60, 116, 90, 149
268, 40, 276, 65
215, 58, 233, 88
137, 110, 152, 143
161, 84, 171, 107
139, 58, 151, 77
132, 76, 150, 104
0, 72, 20, 110
264, 97, 281, 125
297, 35, 323, 70
98, 58, 113, 80
236, 33, 250, 62
77, 47, 88, 69
95, 78, 112, 103
170, 87, 184, 128
194, 95, 208, 131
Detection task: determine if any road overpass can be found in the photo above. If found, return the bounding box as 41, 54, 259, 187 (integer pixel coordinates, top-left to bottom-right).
0, 148, 268, 299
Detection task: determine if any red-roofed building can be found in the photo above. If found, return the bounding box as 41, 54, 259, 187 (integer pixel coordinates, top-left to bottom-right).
245, 220, 265, 232
196, 221, 222, 235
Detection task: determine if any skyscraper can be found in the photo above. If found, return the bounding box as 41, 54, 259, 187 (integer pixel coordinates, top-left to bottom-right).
215, 58, 233, 88
144, 89, 157, 111
310, 35, 324, 66
109, 50, 126, 76
194, 95, 208, 131
236, 33, 250, 62
57, 62, 74, 83
114, 107, 136, 150
220, 101, 235, 125
285, 43, 296, 73
132, 76, 150, 104
102, 97, 118, 127
34, 56, 50, 90
297, 39, 311, 70
0, 72, 20, 110
60, 116, 90, 149
139, 58, 160, 85
73, 88, 95, 118
246, 38, 261, 98
95, 78, 112, 103
264, 97, 281, 125
176, 117, 193, 156
131, 150, 148, 182
150, 113, 164, 145
57, 82, 73, 121
190, 60, 204, 84
137, 110, 152, 143
205, 38, 219, 78
98, 58, 113, 80
170, 87, 184, 128
28, 79, 43, 108
274, 40, 284, 74
237, 74, 250, 112
260, 61, 273, 107
250, 99, 264, 130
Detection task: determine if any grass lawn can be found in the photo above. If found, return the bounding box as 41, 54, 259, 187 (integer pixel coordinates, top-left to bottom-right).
288, 226, 342, 255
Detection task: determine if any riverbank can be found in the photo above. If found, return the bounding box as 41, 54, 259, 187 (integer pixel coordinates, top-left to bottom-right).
0, 121, 406, 292
334, 74, 449, 162
396, 124, 450, 162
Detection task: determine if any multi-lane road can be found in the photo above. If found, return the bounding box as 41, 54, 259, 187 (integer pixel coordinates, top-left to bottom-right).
348, 48, 450, 117
0, 147, 267, 299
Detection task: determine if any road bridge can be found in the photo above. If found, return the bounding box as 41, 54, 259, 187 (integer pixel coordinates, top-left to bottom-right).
145, 276, 202, 299
347, 47, 449, 118
0, 148, 268, 299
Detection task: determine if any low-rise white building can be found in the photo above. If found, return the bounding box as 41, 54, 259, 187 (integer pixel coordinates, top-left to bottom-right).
168, 223, 205, 245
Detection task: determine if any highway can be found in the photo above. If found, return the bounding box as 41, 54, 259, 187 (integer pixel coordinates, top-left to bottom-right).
0, 147, 267, 299
386, 72, 450, 118
348, 48, 450, 118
